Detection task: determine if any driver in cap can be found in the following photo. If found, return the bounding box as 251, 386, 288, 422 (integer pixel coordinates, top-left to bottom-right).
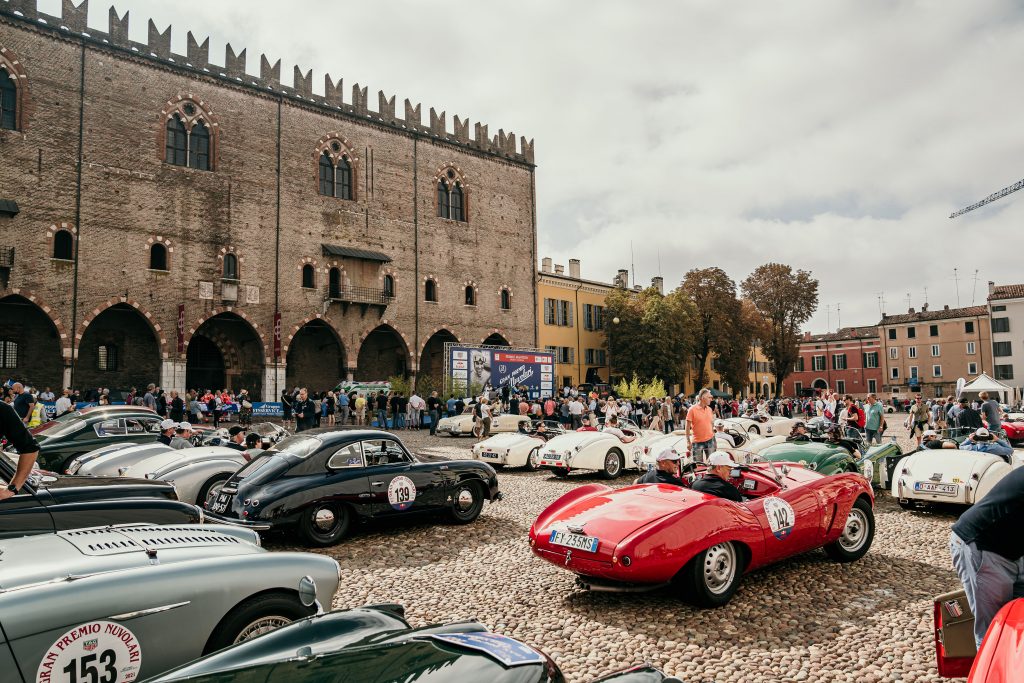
638, 448, 686, 486
692, 452, 743, 502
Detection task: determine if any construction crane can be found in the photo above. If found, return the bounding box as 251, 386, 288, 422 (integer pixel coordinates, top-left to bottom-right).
950, 177, 1024, 218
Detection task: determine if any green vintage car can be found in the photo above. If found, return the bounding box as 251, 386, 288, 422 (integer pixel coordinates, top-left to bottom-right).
754, 438, 901, 484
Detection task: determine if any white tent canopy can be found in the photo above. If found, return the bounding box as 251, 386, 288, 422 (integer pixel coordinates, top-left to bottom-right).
958, 373, 1013, 404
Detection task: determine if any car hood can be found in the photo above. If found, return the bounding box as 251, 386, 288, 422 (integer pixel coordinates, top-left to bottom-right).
534, 484, 701, 550
119, 446, 244, 478
757, 441, 850, 464
542, 431, 611, 451
34, 473, 177, 498
0, 525, 262, 592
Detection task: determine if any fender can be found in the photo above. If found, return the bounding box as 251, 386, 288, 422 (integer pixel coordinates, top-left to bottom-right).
972, 459, 1013, 503
154, 458, 246, 505
531, 484, 611, 534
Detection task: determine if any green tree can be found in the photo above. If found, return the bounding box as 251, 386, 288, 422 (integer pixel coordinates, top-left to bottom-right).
716, 299, 769, 397
605, 286, 695, 386
741, 263, 819, 394
679, 267, 743, 391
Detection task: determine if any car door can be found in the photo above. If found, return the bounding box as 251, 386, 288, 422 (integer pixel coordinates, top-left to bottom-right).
317, 442, 374, 517
743, 478, 824, 564
363, 438, 447, 518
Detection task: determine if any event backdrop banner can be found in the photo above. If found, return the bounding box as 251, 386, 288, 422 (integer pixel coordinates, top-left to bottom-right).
448, 347, 554, 398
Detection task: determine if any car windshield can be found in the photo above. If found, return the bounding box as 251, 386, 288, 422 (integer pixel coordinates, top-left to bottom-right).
266, 435, 321, 459
34, 416, 89, 438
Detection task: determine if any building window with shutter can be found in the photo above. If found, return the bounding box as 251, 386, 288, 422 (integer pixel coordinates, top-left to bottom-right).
832, 354, 847, 370
994, 341, 1012, 357
992, 317, 1010, 334
864, 352, 878, 368
995, 364, 1014, 381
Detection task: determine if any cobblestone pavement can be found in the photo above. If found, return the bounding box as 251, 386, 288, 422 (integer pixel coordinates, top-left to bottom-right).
266, 423, 964, 683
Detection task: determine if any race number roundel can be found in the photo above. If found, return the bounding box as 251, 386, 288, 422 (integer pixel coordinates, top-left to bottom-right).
388, 475, 417, 511
763, 497, 796, 540
37, 620, 142, 683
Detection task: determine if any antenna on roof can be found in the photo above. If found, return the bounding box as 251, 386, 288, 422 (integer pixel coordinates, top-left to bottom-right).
630, 242, 636, 287
953, 268, 961, 307
971, 269, 980, 305
906, 292, 912, 310
876, 291, 886, 318
836, 303, 842, 330
826, 304, 831, 330
923, 286, 928, 306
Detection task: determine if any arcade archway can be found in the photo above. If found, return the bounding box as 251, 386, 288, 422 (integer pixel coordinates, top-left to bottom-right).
77, 303, 161, 394
482, 332, 510, 347
356, 325, 409, 380
0, 294, 63, 391
420, 329, 459, 381
186, 313, 264, 398
286, 319, 346, 393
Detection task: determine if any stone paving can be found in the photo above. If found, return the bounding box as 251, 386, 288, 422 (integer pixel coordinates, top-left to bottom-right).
267, 422, 964, 682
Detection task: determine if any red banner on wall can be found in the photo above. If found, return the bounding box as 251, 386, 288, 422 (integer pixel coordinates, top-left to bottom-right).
273, 311, 282, 360
177, 304, 185, 353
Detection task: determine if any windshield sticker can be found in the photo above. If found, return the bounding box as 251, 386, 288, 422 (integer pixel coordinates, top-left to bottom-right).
763, 497, 796, 540
388, 475, 417, 511
429, 633, 546, 667
37, 620, 142, 683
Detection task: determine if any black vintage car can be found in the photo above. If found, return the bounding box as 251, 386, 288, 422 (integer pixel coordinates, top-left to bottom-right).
0, 450, 202, 538
28, 407, 164, 473
205, 428, 501, 546
148, 604, 676, 683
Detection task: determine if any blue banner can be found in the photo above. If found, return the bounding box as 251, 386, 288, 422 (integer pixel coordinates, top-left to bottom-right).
448, 347, 555, 399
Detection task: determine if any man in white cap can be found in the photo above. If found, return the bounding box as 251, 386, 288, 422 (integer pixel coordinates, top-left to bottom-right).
959, 427, 1012, 460
921, 429, 956, 450
157, 418, 177, 447
638, 448, 685, 486
692, 452, 743, 502
713, 420, 737, 447
169, 422, 195, 450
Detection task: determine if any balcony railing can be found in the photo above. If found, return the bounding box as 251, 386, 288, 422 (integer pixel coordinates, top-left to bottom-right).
329, 285, 394, 306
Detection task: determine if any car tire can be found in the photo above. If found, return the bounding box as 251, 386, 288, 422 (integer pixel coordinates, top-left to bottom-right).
600, 448, 624, 479
204, 592, 313, 654
525, 447, 541, 471
449, 480, 485, 524
824, 497, 875, 562
196, 473, 231, 506
677, 541, 744, 608
298, 502, 351, 547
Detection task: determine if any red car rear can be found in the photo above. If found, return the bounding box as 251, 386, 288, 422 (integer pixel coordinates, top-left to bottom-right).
530, 463, 874, 607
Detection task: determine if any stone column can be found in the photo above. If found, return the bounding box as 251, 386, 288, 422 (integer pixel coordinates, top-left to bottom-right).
264, 362, 286, 401
160, 359, 187, 395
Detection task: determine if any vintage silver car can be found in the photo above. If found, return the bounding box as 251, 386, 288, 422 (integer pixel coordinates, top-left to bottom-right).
118, 446, 249, 505
0, 523, 340, 682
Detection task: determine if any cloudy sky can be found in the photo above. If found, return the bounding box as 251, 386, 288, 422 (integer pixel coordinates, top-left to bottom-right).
44, 0, 1024, 331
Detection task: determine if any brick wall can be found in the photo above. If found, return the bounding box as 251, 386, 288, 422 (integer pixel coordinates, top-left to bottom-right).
0, 9, 536, 397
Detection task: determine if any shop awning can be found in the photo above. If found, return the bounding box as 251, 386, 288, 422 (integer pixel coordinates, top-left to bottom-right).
0, 199, 19, 217
321, 244, 392, 263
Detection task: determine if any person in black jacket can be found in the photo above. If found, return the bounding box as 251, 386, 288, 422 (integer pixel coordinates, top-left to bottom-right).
638, 449, 685, 486
691, 452, 743, 502
224, 425, 247, 451
950, 467, 1024, 647
293, 388, 316, 432
957, 398, 984, 436
0, 401, 40, 500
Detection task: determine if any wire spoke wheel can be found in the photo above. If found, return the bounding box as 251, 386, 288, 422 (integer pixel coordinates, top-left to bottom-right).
233, 615, 292, 644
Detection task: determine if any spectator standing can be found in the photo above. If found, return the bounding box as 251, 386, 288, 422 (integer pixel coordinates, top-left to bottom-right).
478, 397, 493, 439
293, 389, 316, 432
0, 401, 40, 500
355, 393, 367, 426
933, 396, 950, 435
169, 391, 185, 422
864, 393, 884, 445
207, 392, 220, 428
55, 389, 73, 418
979, 391, 1003, 434
426, 391, 441, 436
337, 391, 350, 425
906, 395, 930, 447
685, 389, 717, 463
143, 384, 157, 412
238, 389, 253, 428
569, 396, 584, 429
375, 391, 389, 430
281, 388, 293, 428
446, 394, 457, 418
11, 383, 34, 425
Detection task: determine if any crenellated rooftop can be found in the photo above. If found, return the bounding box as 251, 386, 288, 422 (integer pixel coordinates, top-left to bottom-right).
0, 0, 535, 165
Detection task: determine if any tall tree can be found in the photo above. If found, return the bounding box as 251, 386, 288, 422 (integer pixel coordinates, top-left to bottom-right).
741, 263, 819, 393
604, 286, 695, 386
716, 299, 769, 396
679, 267, 742, 391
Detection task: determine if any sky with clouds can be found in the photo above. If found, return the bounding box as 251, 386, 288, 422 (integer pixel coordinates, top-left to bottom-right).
41, 0, 1024, 331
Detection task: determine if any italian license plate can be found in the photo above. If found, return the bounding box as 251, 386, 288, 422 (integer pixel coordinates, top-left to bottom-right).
914, 482, 957, 495
543, 453, 561, 461
480, 452, 500, 459
549, 530, 599, 552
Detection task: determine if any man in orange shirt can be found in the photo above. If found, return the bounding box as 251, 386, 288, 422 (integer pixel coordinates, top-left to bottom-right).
685, 388, 717, 463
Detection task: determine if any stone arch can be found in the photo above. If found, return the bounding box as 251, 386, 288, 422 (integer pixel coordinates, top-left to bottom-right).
286, 317, 346, 393
77, 297, 169, 359
0, 45, 32, 131
46, 222, 76, 262
355, 322, 413, 380
314, 133, 359, 200
76, 302, 163, 392
481, 331, 511, 347
185, 311, 267, 398
146, 235, 174, 271
0, 292, 66, 390
812, 378, 829, 392
419, 328, 459, 381
434, 163, 470, 222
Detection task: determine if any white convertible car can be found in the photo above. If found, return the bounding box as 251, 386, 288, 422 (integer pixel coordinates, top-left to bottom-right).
471, 421, 566, 469
537, 418, 664, 478
890, 446, 1022, 507
636, 428, 787, 470
119, 446, 249, 505
721, 414, 801, 436
67, 442, 175, 476
434, 410, 532, 437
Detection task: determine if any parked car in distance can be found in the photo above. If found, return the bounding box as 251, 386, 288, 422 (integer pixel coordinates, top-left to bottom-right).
0, 524, 340, 682
29, 404, 156, 436
205, 429, 500, 546
537, 418, 664, 478
0, 449, 204, 539
471, 420, 566, 469
147, 604, 677, 683
118, 446, 250, 505
435, 409, 531, 437
28, 409, 165, 473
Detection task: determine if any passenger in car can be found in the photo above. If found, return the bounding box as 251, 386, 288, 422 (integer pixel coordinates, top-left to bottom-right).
638, 449, 685, 486
786, 421, 810, 442
577, 416, 598, 432
691, 452, 743, 502
920, 429, 957, 450
601, 414, 636, 443
959, 428, 1013, 461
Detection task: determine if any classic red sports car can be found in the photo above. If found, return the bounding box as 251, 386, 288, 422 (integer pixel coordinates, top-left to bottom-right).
529, 462, 874, 607
998, 421, 1024, 444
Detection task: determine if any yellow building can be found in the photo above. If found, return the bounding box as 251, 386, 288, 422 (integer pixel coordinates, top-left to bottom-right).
537, 258, 650, 387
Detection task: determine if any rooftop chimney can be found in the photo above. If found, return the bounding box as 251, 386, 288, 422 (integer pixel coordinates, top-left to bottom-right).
541, 257, 552, 273
944, 304, 950, 310
633, 285, 642, 291
568, 259, 580, 279
989, 280, 995, 294
616, 269, 629, 289
922, 303, 929, 312
908, 307, 915, 314
803, 331, 812, 340
652, 276, 664, 295
554, 264, 565, 275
